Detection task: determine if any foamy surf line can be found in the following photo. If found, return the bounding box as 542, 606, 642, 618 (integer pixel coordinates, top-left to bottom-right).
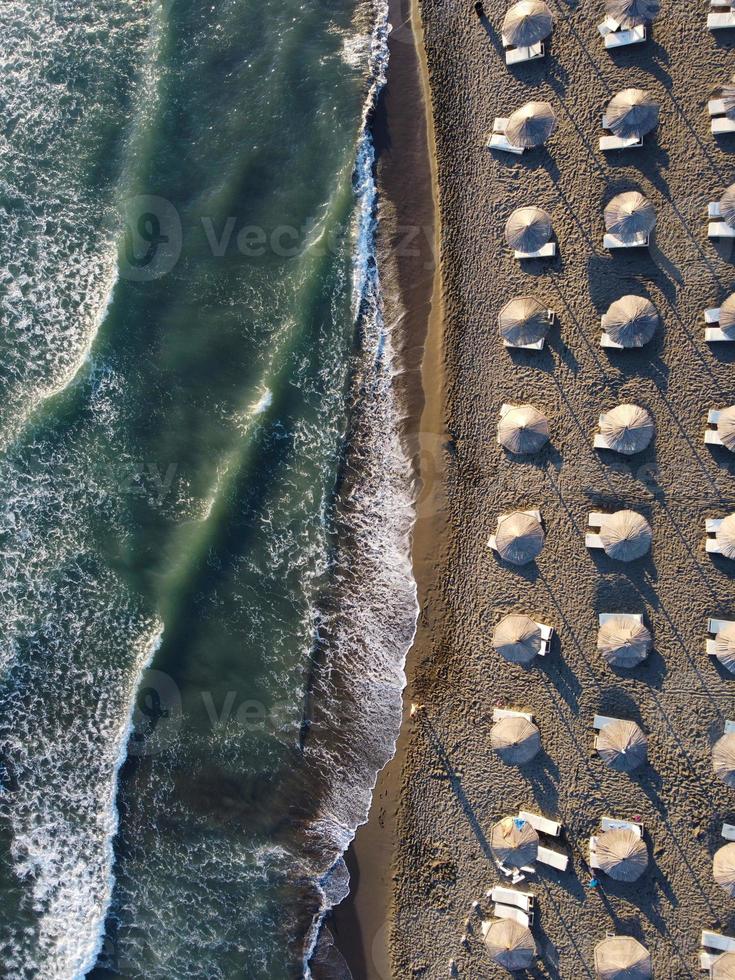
302, 2, 419, 974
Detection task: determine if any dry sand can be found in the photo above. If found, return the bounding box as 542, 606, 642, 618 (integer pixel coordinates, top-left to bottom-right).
389, 1, 735, 977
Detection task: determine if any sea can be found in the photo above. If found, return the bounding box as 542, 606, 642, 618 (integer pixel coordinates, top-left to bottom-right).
0, 1, 418, 977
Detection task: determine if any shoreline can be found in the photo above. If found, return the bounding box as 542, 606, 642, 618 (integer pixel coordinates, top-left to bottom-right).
327, 0, 445, 975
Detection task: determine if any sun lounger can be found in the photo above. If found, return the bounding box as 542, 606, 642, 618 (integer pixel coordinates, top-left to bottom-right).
594, 413, 614, 450
493, 707, 534, 723
705, 409, 725, 447
710, 99, 728, 117
487, 117, 525, 155
537, 623, 553, 656
711, 0, 734, 9
490, 886, 535, 914
709, 203, 722, 219
726, 719, 735, 735
706, 517, 726, 553
501, 310, 554, 350
586, 512, 606, 550
709, 221, 735, 238
593, 714, 619, 730
600, 134, 643, 151
601, 817, 643, 836
700, 949, 718, 971
708, 618, 735, 655
599, 613, 643, 627
705, 307, 721, 322
598, 16, 621, 36
514, 242, 556, 260
604, 231, 649, 249
600, 331, 625, 349
536, 845, 568, 871
722, 824, 735, 841
702, 931, 735, 953
518, 811, 561, 838
505, 41, 544, 65
605, 24, 646, 48
709, 11, 735, 29
589, 836, 601, 868
493, 904, 530, 927
713, 117, 735, 136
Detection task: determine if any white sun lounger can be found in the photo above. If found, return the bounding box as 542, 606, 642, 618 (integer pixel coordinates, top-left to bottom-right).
605, 24, 646, 47
493, 903, 530, 927
709, 11, 735, 29
706, 517, 727, 553
709, 221, 735, 238
593, 714, 619, 731
514, 242, 556, 260
518, 811, 561, 838
704, 304, 734, 340
537, 845, 568, 871
599, 613, 644, 627
504, 40, 544, 65
713, 116, 735, 135
601, 817, 643, 836
600, 331, 625, 349
598, 16, 621, 36
487, 117, 525, 155
490, 886, 535, 914
604, 231, 649, 249
586, 512, 607, 550
726, 718, 735, 735
710, 98, 728, 117
709, 203, 722, 219
600, 134, 643, 151
594, 413, 619, 450
722, 824, 735, 841
589, 836, 602, 869
705, 409, 725, 446
702, 931, 735, 953
705, 306, 720, 322
493, 707, 534, 723
708, 618, 735, 655
501, 310, 554, 349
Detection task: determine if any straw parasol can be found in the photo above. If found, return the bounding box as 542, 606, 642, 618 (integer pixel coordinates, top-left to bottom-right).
597, 720, 648, 772
498, 404, 549, 454
716, 514, 735, 559
595, 828, 648, 882
506, 101, 557, 148
717, 407, 735, 452
605, 89, 659, 140
604, 192, 656, 243
503, 0, 553, 47
599, 511, 652, 562
720, 184, 735, 230
605, 0, 660, 28
498, 296, 551, 346
602, 295, 659, 348
714, 842, 735, 896
600, 404, 654, 455
496, 512, 545, 565
491, 716, 541, 765
597, 617, 652, 668
505, 206, 552, 252
493, 614, 544, 664
713, 952, 735, 980
484, 919, 537, 971
491, 816, 539, 867
713, 732, 735, 788
715, 623, 735, 673
594, 936, 652, 980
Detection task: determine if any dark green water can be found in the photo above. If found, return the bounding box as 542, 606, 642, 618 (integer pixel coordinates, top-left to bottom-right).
0, 1, 416, 977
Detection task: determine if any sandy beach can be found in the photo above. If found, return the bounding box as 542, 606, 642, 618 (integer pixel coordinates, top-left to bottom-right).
387, 0, 735, 977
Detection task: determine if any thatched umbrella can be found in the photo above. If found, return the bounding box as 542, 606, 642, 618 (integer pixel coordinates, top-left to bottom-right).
597, 720, 648, 772
714, 842, 735, 896
715, 623, 735, 673
605, 89, 659, 140
605, 0, 660, 27
717, 407, 735, 452
599, 511, 652, 561
594, 936, 652, 980
600, 404, 654, 455
503, 0, 553, 47
498, 296, 551, 346
494, 614, 544, 664
506, 101, 557, 148
498, 405, 549, 454
484, 919, 537, 971
713, 732, 735, 788
597, 617, 652, 668
602, 295, 659, 348
716, 514, 735, 559
505, 206, 552, 252
596, 829, 648, 882
491, 816, 539, 868
713, 951, 735, 980
496, 512, 545, 565
604, 192, 656, 244
491, 716, 541, 764
720, 184, 735, 231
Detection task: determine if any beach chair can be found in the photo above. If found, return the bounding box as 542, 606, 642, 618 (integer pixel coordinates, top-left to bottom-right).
600, 817, 643, 836
593, 413, 616, 450
517, 811, 561, 838
710, 98, 728, 117
707, 617, 735, 656
702, 305, 735, 342
489, 886, 535, 916
493, 707, 534, 723
502, 34, 545, 65
703, 931, 735, 953
599, 612, 644, 628
600, 329, 625, 349
502, 309, 555, 350
709, 11, 735, 29
599, 114, 643, 151
604, 24, 646, 48
706, 518, 731, 554
705, 409, 725, 447
486, 117, 524, 155
598, 15, 621, 36
537, 845, 568, 871
726, 719, 735, 735
604, 231, 650, 249
514, 242, 556, 260
589, 836, 602, 869
487, 509, 542, 552
709, 221, 735, 238
712, 116, 735, 135
586, 512, 607, 550
722, 823, 735, 841
492, 904, 529, 927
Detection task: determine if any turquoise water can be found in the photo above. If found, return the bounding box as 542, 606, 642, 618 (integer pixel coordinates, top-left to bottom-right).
0, 2, 416, 977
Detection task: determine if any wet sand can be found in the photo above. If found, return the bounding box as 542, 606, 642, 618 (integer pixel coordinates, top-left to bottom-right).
390, 1, 735, 977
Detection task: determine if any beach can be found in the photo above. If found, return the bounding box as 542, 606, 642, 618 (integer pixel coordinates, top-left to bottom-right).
387, 0, 735, 977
